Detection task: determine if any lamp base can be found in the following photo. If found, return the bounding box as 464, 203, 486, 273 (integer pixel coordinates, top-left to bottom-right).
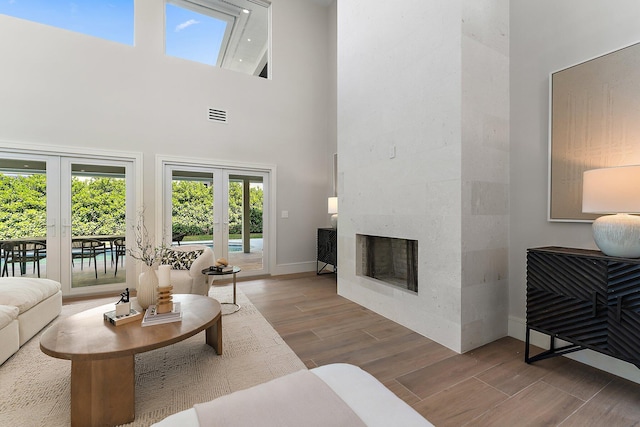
330, 214, 338, 229
592, 213, 640, 258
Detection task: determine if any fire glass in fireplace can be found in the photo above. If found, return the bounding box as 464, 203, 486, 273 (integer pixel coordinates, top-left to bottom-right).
356, 234, 418, 293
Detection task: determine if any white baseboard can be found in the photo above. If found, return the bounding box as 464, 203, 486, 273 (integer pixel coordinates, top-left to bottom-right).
508, 316, 640, 384
272, 261, 317, 276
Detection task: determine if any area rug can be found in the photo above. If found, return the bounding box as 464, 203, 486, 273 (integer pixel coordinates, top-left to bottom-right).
0, 286, 306, 426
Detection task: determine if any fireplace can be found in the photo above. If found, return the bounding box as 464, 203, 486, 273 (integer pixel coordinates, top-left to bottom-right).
356, 234, 418, 293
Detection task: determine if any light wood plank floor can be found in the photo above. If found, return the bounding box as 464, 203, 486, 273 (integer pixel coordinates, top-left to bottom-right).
238, 273, 640, 426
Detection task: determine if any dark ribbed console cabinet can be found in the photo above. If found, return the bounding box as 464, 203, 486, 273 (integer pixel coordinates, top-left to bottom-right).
526, 246, 640, 368
317, 228, 336, 274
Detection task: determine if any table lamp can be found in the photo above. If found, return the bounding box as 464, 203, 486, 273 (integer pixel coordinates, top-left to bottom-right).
582, 165, 640, 257
328, 196, 338, 229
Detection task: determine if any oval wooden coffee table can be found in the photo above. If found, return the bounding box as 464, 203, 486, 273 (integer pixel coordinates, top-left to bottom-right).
40, 294, 222, 427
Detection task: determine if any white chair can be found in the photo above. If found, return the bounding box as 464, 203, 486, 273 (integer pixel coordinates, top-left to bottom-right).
162, 245, 215, 295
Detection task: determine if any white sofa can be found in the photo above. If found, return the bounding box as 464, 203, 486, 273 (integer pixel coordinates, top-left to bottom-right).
161, 245, 215, 295
0, 277, 62, 365
153, 364, 433, 427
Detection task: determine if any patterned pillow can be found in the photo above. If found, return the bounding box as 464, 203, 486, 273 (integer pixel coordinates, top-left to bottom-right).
161, 249, 204, 270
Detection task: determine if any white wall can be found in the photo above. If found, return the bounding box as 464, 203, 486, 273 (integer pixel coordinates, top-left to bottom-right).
0, 0, 334, 274
337, 0, 509, 353
337, 0, 464, 352
461, 0, 510, 351
510, 0, 640, 383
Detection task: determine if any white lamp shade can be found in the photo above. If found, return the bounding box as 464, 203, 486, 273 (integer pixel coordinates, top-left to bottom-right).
582, 165, 640, 214
328, 197, 338, 214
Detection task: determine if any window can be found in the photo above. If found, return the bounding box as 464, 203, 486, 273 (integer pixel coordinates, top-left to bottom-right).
0, 0, 134, 45
165, 0, 270, 78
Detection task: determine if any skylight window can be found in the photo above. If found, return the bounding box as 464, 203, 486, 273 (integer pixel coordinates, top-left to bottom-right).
0, 0, 134, 45
165, 1, 228, 66
165, 0, 270, 78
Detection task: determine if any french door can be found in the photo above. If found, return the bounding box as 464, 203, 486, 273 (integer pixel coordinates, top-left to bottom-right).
0, 151, 136, 296
163, 163, 269, 276
60, 157, 135, 294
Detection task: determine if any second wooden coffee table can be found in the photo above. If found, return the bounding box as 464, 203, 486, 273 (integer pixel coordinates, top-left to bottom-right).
40, 294, 222, 427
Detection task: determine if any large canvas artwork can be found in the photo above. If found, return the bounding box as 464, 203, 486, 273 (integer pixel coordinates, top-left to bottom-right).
549, 41, 640, 221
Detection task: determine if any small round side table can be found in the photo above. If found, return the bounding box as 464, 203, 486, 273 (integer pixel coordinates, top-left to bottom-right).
203, 266, 241, 314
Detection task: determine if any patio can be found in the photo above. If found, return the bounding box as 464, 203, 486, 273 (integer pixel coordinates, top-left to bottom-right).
0, 238, 264, 287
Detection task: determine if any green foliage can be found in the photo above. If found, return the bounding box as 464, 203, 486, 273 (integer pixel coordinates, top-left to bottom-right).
0, 174, 47, 238
171, 181, 263, 236
226, 183, 263, 235
171, 181, 214, 235
0, 173, 263, 240
71, 177, 126, 236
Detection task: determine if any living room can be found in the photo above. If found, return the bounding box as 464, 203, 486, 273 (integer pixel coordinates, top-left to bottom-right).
2, 0, 640, 425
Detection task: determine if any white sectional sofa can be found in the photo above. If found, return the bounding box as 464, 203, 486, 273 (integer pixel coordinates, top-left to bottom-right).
0, 277, 62, 365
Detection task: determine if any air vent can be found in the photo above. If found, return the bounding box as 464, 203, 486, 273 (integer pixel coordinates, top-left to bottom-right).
207, 108, 228, 124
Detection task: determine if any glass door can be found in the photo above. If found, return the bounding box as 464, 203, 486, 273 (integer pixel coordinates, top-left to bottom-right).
0, 154, 57, 281
163, 164, 269, 276
60, 158, 134, 294
225, 171, 266, 273
166, 167, 217, 251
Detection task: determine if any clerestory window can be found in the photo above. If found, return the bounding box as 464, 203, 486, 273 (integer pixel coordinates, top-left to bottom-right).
0, 0, 133, 45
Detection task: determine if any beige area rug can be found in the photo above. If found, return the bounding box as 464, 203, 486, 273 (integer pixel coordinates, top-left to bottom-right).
0, 286, 306, 427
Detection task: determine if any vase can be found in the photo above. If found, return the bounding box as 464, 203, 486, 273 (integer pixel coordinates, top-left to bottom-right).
137, 265, 158, 310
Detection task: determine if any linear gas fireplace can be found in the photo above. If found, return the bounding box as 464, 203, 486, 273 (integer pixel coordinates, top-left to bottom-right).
356, 234, 418, 293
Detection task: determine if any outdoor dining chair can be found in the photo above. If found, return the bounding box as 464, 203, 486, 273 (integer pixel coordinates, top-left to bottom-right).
72, 238, 107, 279
113, 237, 126, 276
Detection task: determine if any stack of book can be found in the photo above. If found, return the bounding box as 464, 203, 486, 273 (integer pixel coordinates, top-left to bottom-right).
141, 302, 182, 327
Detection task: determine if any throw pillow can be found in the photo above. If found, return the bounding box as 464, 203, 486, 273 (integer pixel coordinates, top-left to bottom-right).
161, 249, 204, 270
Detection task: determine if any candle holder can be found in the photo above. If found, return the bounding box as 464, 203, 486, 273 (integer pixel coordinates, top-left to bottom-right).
156, 285, 173, 314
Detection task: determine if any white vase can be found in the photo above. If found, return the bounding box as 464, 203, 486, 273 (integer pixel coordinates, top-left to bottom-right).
137, 265, 158, 310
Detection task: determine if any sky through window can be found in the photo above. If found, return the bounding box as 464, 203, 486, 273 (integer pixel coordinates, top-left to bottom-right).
0, 0, 134, 45
165, 3, 227, 66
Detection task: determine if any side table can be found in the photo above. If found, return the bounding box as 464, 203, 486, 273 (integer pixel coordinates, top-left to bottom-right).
203, 266, 241, 314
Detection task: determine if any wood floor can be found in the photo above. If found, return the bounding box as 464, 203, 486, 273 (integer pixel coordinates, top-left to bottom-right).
238, 273, 640, 426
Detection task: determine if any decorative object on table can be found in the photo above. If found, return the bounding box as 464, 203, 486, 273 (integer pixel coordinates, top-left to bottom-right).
328, 196, 338, 229
127, 208, 164, 309
156, 285, 173, 314
158, 264, 171, 286
156, 264, 173, 313
137, 265, 158, 309
209, 257, 232, 273
115, 287, 131, 317
141, 302, 182, 326
582, 165, 640, 257
104, 289, 142, 326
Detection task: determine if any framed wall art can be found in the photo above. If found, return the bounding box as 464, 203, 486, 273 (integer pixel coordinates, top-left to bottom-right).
549, 41, 640, 221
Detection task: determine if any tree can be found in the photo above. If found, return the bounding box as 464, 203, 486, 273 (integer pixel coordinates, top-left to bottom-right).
171, 181, 213, 235
0, 174, 47, 238
0, 173, 264, 240
71, 177, 126, 236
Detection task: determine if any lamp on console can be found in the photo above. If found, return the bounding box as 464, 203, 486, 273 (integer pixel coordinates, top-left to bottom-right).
582, 165, 640, 258
328, 196, 338, 229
